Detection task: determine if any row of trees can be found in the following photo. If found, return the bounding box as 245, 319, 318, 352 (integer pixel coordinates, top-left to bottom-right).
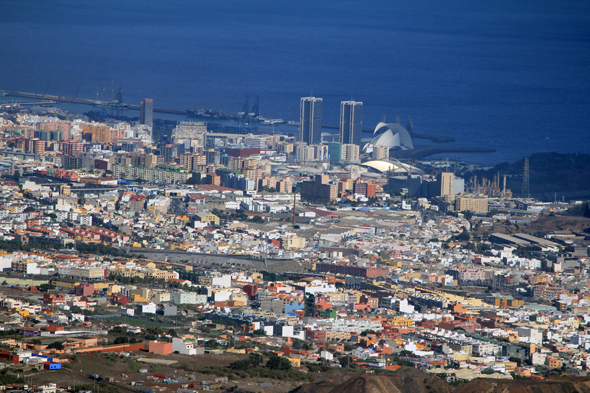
0, 238, 62, 252
229, 353, 292, 371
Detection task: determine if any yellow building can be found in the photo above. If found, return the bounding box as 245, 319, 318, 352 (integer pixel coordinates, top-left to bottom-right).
455, 196, 489, 214
60, 184, 71, 196
346, 290, 363, 304
50, 278, 81, 289
93, 282, 111, 291
80, 123, 113, 143
324, 292, 347, 304
69, 267, 105, 280
452, 353, 469, 361
196, 213, 220, 226
288, 358, 301, 368
382, 259, 402, 268
283, 236, 306, 249
390, 316, 414, 327
437, 172, 454, 197
146, 268, 178, 280
113, 268, 146, 279
131, 294, 148, 303
14, 309, 30, 317
226, 348, 247, 354
230, 292, 248, 304
326, 331, 351, 341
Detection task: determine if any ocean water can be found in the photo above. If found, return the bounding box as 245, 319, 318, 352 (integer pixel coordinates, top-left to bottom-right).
1, 0, 589, 165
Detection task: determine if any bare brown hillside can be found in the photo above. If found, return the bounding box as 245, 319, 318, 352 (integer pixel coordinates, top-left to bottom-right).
523, 216, 590, 233
473, 216, 590, 237
455, 377, 590, 393
290, 370, 590, 393
289, 368, 452, 393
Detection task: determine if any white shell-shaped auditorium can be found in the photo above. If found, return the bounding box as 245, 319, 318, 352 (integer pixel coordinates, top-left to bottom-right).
362, 122, 414, 154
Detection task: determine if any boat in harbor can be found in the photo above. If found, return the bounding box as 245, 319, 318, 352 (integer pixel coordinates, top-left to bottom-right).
187, 106, 235, 120
261, 118, 285, 125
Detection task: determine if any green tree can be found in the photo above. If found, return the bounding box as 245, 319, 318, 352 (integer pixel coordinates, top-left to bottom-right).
267, 355, 292, 371
114, 336, 129, 344
39, 283, 56, 291
229, 359, 251, 371
46, 341, 64, 350
251, 215, 264, 224
186, 176, 200, 185
0, 372, 24, 385
292, 338, 313, 351
248, 353, 263, 367
205, 339, 218, 349
456, 229, 470, 242
340, 356, 354, 368
229, 353, 264, 371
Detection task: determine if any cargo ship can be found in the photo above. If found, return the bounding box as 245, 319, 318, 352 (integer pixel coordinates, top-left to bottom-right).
187, 107, 235, 120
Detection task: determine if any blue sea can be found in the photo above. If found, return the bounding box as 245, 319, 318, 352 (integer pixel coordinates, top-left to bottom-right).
1, 0, 589, 165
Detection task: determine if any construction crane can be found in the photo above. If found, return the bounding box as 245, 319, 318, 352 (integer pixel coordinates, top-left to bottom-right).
252, 95, 260, 117
237, 94, 260, 134
242, 95, 250, 114
112, 83, 124, 117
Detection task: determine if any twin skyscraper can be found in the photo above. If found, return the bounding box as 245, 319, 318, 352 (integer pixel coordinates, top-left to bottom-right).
299, 97, 363, 147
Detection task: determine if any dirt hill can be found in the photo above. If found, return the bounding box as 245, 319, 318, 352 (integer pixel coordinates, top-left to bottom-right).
472, 215, 590, 237
523, 215, 590, 233
289, 368, 452, 393
455, 377, 590, 393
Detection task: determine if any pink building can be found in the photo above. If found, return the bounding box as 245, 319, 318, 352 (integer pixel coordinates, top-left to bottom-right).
148, 340, 172, 355
75, 283, 94, 297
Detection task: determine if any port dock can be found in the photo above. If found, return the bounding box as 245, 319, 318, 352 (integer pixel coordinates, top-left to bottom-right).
323, 123, 455, 143
2, 90, 456, 143
392, 146, 496, 159
1, 90, 190, 116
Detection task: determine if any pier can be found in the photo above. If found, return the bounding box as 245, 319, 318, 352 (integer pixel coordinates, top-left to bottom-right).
323, 123, 455, 143
392, 146, 496, 159
1, 90, 191, 116
0, 100, 56, 109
